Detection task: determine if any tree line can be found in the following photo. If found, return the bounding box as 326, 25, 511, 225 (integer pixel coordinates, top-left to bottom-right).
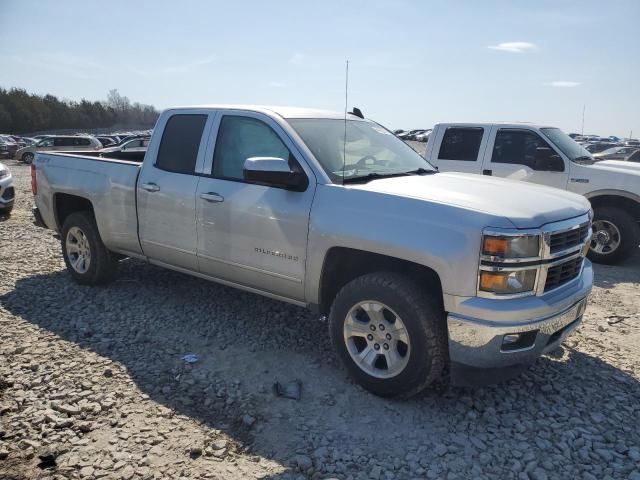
0, 88, 159, 134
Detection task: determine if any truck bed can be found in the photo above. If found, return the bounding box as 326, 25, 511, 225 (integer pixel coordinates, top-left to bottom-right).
34, 152, 144, 257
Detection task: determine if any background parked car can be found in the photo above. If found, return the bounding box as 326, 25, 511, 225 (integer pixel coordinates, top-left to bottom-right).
17, 135, 102, 163
592, 146, 639, 161
0, 162, 15, 215
0, 136, 18, 159
398, 129, 429, 141
96, 136, 117, 147
99, 137, 150, 153
585, 142, 619, 153
414, 129, 432, 142
625, 150, 640, 163
625, 139, 640, 147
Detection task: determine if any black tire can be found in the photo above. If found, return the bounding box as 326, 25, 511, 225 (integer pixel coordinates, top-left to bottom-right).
588, 206, 640, 265
0, 204, 12, 216
61, 211, 118, 285
328, 272, 447, 398
21, 152, 34, 164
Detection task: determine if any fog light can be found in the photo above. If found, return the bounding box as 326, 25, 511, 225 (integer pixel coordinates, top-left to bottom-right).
500, 331, 538, 352
503, 334, 520, 345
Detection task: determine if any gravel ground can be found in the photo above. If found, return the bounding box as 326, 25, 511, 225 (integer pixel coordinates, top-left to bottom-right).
1, 159, 639, 480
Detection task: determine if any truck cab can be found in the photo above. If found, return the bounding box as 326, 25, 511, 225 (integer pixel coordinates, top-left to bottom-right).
425, 123, 640, 264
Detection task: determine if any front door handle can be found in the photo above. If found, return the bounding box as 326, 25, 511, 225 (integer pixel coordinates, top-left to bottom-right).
200, 192, 224, 203
482, 169, 492, 176
141, 182, 160, 192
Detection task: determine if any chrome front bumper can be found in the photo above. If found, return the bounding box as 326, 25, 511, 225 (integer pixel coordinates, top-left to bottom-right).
446, 259, 592, 385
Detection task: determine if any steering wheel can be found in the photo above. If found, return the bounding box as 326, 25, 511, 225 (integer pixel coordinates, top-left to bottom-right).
355, 155, 382, 168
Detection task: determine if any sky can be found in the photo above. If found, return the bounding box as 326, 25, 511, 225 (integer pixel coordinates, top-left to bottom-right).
0, 0, 638, 137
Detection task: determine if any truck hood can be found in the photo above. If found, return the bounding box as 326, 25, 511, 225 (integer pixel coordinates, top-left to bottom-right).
349, 172, 590, 229
592, 160, 640, 174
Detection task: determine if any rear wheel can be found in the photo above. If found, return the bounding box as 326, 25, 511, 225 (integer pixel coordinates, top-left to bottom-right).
588, 206, 639, 264
21, 152, 34, 164
328, 272, 447, 398
61, 212, 118, 285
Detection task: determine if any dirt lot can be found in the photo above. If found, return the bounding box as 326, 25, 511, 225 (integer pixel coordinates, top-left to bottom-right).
1, 159, 639, 480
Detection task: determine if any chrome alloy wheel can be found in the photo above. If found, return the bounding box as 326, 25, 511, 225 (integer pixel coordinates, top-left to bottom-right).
591, 220, 621, 255
343, 301, 411, 379
66, 226, 91, 274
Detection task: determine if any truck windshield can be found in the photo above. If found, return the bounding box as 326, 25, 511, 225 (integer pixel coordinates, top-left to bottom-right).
288, 118, 436, 182
541, 128, 593, 162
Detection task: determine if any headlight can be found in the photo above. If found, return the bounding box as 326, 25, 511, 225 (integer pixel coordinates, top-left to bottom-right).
482, 234, 539, 259
479, 269, 537, 294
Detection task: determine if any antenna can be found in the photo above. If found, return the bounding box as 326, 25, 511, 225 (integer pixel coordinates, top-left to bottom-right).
581, 104, 585, 136
342, 60, 349, 184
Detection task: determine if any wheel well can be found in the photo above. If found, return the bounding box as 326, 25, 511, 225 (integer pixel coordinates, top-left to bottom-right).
589, 195, 640, 222
54, 193, 94, 230
318, 247, 442, 315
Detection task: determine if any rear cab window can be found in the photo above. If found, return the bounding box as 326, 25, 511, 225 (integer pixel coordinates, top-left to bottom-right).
438, 127, 484, 161
155, 114, 208, 174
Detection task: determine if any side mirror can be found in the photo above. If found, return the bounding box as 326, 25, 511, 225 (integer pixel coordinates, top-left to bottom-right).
534, 147, 564, 172
243, 157, 308, 191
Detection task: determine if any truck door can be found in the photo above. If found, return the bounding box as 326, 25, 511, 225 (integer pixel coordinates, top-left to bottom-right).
195, 112, 316, 301
137, 112, 212, 271
428, 126, 487, 174
482, 127, 569, 189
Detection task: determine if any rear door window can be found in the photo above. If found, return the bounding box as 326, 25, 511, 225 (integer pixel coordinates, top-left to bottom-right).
438, 127, 484, 161
155, 114, 207, 174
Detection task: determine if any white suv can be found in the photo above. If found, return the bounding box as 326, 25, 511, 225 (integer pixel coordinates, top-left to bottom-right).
17, 135, 101, 164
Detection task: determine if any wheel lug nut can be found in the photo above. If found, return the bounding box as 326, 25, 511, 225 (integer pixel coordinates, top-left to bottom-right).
374, 343, 380, 350
386, 333, 392, 340
379, 324, 385, 331
367, 334, 373, 341
383, 343, 389, 350
369, 325, 376, 331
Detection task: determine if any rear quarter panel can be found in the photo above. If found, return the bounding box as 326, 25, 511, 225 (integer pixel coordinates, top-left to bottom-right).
35, 153, 143, 255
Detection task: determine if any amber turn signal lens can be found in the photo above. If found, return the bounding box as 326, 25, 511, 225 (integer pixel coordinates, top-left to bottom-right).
483, 237, 507, 256
479, 271, 508, 291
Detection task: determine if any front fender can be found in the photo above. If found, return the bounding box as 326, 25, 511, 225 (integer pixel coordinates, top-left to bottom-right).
305, 184, 513, 303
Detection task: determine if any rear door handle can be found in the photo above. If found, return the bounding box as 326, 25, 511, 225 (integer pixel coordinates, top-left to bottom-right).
482, 169, 492, 176
200, 192, 224, 203
141, 182, 160, 192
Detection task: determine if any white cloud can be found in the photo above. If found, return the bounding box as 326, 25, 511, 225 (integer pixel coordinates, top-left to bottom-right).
546, 81, 581, 88
488, 42, 537, 53
289, 53, 305, 65
267, 81, 294, 88
161, 55, 216, 74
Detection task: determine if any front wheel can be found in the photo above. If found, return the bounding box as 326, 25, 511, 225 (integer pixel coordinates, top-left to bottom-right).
21, 152, 34, 164
588, 206, 640, 264
61, 211, 118, 285
328, 272, 447, 398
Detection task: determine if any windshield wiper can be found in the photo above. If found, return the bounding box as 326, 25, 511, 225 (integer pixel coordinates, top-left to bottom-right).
342, 168, 436, 184
343, 172, 409, 184
404, 167, 436, 175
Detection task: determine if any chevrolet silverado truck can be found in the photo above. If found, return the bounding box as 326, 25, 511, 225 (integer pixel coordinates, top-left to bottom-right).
32, 106, 593, 397
424, 123, 640, 264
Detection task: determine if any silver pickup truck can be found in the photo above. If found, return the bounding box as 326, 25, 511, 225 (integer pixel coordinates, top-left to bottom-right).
32, 105, 593, 397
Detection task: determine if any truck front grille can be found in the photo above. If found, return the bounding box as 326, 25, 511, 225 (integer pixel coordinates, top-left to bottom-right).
544, 256, 583, 292
549, 223, 590, 254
